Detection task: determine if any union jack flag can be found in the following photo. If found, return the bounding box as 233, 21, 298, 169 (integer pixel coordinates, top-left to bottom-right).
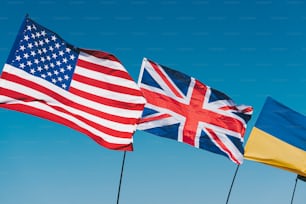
137, 58, 253, 164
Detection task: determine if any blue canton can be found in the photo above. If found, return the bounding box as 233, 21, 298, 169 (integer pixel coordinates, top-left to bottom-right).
7, 18, 79, 90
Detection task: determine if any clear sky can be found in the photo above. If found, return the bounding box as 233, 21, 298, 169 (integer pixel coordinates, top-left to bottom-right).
1, 1, 306, 204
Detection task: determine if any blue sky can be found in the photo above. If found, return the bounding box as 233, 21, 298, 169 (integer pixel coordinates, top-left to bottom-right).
1, 0, 306, 204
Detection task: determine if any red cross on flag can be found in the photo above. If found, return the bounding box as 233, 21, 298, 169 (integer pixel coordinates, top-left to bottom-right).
137, 58, 253, 164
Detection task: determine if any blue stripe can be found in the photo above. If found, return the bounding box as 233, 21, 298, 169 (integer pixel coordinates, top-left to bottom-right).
256, 97, 306, 152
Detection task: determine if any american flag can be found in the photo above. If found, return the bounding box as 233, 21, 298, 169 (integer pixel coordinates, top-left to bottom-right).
137, 58, 253, 164
0, 16, 146, 151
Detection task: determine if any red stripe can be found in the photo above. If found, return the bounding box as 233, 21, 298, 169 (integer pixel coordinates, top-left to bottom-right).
70, 86, 144, 111
80, 49, 121, 63
1, 72, 140, 124
219, 106, 239, 111
138, 113, 172, 124
72, 73, 143, 96
77, 59, 132, 80
182, 80, 207, 146
148, 60, 183, 98
241, 106, 253, 113
207, 128, 240, 164
0, 103, 133, 151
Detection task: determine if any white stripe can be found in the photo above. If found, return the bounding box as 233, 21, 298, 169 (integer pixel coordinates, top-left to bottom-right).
137, 116, 179, 130
74, 65, 141, 91
137, 58, 147, 85
137, 103, 184, 131
0, 78, 137, 132
2, 64, 143, 118
203, 86, 211, 107
205, 103, 247, 128
79, 51, 127, 71
204, 128, 243, 164
71, 80, 145, 104
236, 104, 253, 114
184, 77, 196, 104
208, 99, 235, 109
142, 59, 186, 102
201, 121, 243, 139
0, 95, 133, 145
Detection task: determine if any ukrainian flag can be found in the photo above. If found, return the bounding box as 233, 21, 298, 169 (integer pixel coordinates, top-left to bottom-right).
244, 97, 306, 176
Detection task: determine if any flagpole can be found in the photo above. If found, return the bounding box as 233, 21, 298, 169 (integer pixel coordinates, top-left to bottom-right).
116, 151, 127, 204
225, 165, 240, 204
290, 175, 298, 204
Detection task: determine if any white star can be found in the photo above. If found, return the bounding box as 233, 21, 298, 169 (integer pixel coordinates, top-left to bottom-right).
51, 35, 57, 41
44, 64, 49, 70
42, 48, 47, 53
62, 84, 67, 89
64, 75, 69, 80
31, 33, 36, 39
41, 30, 46, 36
26, 25, 32, 30
39, 40, 44, 46
30, 68, 35, 74
27, 61, 32, 66
67, 65, 72, 70
70, 55, 75, 60
37, 66, 43, 72
60, 68, 65, 73
24, 35, 30, 41
36, 32, 41, 38
45, 38, 50, 44
55, 43, 60, 49
41, 74, 46, 78
58, 77, 62, 82
56, 61, 61, 66
16, 55, 21, 61
32, 25, 37, 30
20, 63, 25, 69
51, 78, 57, 83
62, 58, 68, 63
50, 63, 55, 68
38, 49, 42, 55
49, 46, 54, 52
47, 72, 52, 76
20, 45, 26, 51
34, 42, 39, 47
66, 47, 71, 53
27, 43, 33, 49
30, 51, 36, 57
54, 70, 59, 75
40, 57, 45, 62
52, 53, 57, 59
59, 50, 64, 56
23, 53, 29, 59
34, 59, 39, 64
46, 56, 51, 61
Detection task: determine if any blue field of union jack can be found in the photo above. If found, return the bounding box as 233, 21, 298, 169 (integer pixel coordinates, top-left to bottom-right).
137, 58, 253, 164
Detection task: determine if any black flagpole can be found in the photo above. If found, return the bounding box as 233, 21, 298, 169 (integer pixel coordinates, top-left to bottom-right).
116, 151, 127, 204
290, 175, 298, 204
225, 165, 240, 204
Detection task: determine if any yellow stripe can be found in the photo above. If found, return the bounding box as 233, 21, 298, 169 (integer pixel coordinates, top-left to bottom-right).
244, 127, 306, 176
